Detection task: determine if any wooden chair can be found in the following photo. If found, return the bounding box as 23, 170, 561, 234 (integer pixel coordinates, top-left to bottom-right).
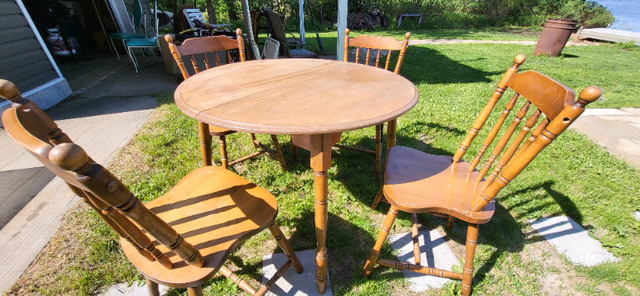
362, 55, 601, 296
337, 28, 411, 180
0, 79, 303, 296
165, 29, 287, 170
262, 8, 317, 58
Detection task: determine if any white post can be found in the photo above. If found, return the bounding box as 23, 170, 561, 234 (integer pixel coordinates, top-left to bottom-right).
337, 0, 347, 61
299, 0, 305, 43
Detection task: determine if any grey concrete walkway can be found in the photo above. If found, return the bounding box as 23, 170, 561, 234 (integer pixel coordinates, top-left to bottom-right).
569, 108, 640, 169
0, 57, 176, 293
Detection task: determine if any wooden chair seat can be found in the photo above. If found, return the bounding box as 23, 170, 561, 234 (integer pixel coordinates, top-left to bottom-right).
383, 146, 495, 224
208, 124, 235, 136
122, 166, 277, 288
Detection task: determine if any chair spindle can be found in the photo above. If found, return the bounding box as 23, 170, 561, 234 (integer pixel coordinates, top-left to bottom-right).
477, 100, 531, 180
453, 54, 526, 163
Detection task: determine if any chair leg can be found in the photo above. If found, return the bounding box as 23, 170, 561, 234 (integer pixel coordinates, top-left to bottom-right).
218, 135, 229, 169
370, 186, 384, 210
187, 286, 204, 296
198, 123, 212, 166
462, 223, 479, 296
126, 46, 140, 73
145, 278, 159, 296
375, 123, 383, 182
290, 137, 297, 159
268, 222, 303, 273
363, 205, 399, 277
270, 135, 287, 170
447, 215, 456, 229
250, 133, 260, 148
411, 213, 421, 265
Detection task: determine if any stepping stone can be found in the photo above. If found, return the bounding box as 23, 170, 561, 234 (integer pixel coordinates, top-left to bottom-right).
634, 211, 640, 222
388, 229, 460, 292
98, 282, 169, 296
530, 216, 619, 266
262, 249, 333, 296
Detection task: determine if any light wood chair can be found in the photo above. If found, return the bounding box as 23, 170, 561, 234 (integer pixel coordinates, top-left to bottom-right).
165, 29, 287, 170
337, 28, 411, 180
0, 79, 303, 296
362, 55, 601, 296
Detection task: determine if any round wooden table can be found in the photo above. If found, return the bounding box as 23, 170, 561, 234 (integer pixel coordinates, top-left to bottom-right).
175, 58, 419, 294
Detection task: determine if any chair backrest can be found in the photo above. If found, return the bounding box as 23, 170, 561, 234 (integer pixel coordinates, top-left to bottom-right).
447, 55, 602, 211
262, 37, 280, 59
132, 0, 143, 29
0, 79, 205, 271
262, 9, 288, 44
343, 29, 411, 74
164, 28, 245, 80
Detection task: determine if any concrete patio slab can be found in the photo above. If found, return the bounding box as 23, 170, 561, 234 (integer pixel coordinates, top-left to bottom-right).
98, 282, 169, 296
570, 108, 640, 169
388, 229, 459, 291
262, 249, 333, 296
530, 216, 619, 266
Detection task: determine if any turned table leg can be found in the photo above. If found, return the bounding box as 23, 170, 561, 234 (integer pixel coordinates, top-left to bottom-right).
309, 133, 334, 294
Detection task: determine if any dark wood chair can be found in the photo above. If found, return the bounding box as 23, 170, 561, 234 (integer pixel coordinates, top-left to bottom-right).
262, 8, 317, 58
0, 79, 303, 296
362, 55, 602, 296
165, 29, 287, 170
337, 28, 411, 180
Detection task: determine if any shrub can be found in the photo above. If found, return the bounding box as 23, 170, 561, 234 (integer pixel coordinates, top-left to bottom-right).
559, 0, 615, 28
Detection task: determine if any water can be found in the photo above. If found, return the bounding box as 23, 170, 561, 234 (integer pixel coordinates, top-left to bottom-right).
596, 0, 640, 32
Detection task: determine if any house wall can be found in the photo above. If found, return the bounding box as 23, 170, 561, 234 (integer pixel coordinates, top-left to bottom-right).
0, 0, 72, 112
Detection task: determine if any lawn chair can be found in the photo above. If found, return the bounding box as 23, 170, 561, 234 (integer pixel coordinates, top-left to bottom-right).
335, 29, 411, 181
362, 55, 602, 296
108, 0, 146, 60
183, 8, 231, 36
262, 8, 317, 58
124, 1, 159, 73
164, 29, 287, 170
0, 79, 303, 296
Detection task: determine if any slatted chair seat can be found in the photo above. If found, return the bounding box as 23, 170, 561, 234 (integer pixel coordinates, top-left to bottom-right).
121, 165, 277, 287
0, 79, 302, 296
165, 29, 287, 170
362, 55, 602, 296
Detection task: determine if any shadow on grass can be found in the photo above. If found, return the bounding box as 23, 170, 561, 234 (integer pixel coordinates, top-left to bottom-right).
401, 46, 499, 85
213, 210, 380, 294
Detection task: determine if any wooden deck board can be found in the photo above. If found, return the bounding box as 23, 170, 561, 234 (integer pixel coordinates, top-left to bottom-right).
577, 28, 640, 45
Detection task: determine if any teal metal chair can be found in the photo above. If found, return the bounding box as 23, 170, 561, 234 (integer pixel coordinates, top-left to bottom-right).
124, 1, 159, 73
108, 0, 145, 60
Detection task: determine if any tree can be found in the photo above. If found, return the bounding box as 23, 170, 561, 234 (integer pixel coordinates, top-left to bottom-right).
205, 0, 217, 23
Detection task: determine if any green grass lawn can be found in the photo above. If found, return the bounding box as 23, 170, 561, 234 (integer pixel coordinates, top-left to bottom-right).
8, 31, 640, 295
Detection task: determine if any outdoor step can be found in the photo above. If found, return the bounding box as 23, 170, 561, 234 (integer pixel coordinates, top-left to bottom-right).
387, 228, 460, 291
262, 249, 333, 296
530, 216, 619, 266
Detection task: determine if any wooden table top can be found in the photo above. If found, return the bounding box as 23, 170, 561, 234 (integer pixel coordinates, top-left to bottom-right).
174, 59, 419, 135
